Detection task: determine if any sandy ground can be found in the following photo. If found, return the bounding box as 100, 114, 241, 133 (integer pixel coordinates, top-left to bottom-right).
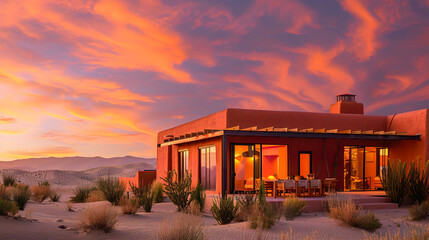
0, 192, 428, 240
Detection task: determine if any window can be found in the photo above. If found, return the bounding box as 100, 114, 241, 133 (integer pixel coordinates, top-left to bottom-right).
178, 150, 189, 179
200, 146, 216, 190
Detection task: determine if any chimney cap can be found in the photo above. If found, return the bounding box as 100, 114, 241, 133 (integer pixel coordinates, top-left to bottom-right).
336, 93, 356, 97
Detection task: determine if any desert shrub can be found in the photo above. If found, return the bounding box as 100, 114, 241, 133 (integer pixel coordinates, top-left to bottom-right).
364, 224, 429, 240
283, 197, 307, 220
322, 193, 341, 213
0, 198, 19, 216
157, 214, 206, 240
130, 183, 154, 212
235, 193, 256, 222
80, 205, 117, 233
120, 197, 139, 215
71, 186, 94, 203
0, 184, 12, 200
408, 200, 429, 221
49, 190, 61, 202
248, 181, 279, 229
11, 184, 32, 210
327, 197, 381, 232
210, 195, 238, 225
152, 181, 164, 203
2, 175, 16, 187
161, 170, 192, 212
408, 161, 429, 204
86, 190, 103, 202
96, 176, 126, 205
190, 183, 206, 212
381, 159, 411, 207
31, 184, 51, 203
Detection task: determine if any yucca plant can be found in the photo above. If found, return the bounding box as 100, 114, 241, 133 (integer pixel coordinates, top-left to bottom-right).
381, 159, 411, 207
96, 176, 126, 205
161, 170, 192, 212
408, 161, 429, 204
210, 195, 238, 225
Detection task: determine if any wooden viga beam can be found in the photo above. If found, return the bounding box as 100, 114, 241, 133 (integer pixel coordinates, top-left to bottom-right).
273, 127, 288, 132
326, 129, 338, 133
241, 126, 257, 131
225, 125, 240, 130
314, 128, 326, 133
258, 127, 274, 131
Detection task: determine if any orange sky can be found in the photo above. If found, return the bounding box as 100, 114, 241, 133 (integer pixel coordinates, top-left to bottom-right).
0, 0, 428, 161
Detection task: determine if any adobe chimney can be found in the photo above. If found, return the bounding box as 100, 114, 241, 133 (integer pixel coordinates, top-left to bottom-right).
329, 94, 364, 114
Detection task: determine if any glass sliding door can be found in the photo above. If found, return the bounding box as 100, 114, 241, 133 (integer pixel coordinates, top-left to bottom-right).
232, 144, 259, 192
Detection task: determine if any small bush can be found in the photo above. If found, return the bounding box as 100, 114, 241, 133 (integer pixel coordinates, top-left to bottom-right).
2, 175, 16, 187
248, 181, 279, 229
79, 205, 117, 233
381, 159, 411, 207
152, 182, 164, 203
130, 183, 154, 212
11, 184, 32, 210
31, 184, 51, 203
409, 201, 429, 221
327, 197, 382, 232
0, 198, 19, 216
49, 190, 61, 202
71, 186, 93, 203
120, 197, 139, 215
96, 176, 126, 205
211, 195, 238, 225
190, 183, 206, 212
408, 161, 429, 204
235, 193, 256, 222
161, 170, 192, 212
0, 184, 12, 200
157, 214, 206, 240
283, 198, 307, 220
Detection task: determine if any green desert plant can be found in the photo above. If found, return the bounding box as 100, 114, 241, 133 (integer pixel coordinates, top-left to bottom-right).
381, 159, 412, 207
152, 181, 164, 203
31, 184, 51, 203
408, 161, 429, 204
130, 182, 154, 212
210, 195, 238, 225
2, 175, 16, 187
161, 170, 192, 212
0, 184, 12, 200
408, 200, 429, 221
248, 181, 279, 229
157, 214, 206, 240
11, 184, 32, 210
327, 197, 382, 232
71, 186, 94, 203
119, 197, 139, 215
0, 198, 19, 216
235, 193, 256, 222
49, 190, 61, 202
283, 197, 307, 220
96, 176, 126, 205
79, 205, 117, 233
190, 183, 206, 212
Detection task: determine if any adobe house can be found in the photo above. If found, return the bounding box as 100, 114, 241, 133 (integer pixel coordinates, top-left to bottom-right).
157, 94, 427, 194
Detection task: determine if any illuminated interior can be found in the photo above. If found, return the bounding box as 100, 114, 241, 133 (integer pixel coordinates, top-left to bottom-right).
344, 146, 388, 191
233, 144, 288, 192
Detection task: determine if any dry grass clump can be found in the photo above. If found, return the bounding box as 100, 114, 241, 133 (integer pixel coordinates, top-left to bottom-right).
2, 175, 17, 187
31, 184, 51, 203
408, 201, 429, 221
248, 182, 280, 229
86, 190, 103, 202
0, 184, 12, 200
157, 214, 206, 240
189, 200, 202, 216
363, 224, 429, 240
120, 197, 139, 215
0, 198, 19, 216
66, 201, 74, 211
49, 189, 61, 202
11, 184, 32, 210
326, 197, 382, 232
79, 205, 117, 233
283, 197, 307, 220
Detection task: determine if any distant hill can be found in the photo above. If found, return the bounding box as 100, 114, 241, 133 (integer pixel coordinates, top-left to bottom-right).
0, 162, 155, 188
0, 156, 156, 171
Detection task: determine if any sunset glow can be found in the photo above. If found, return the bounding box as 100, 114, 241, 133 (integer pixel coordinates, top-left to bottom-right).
1, 0, 428, 161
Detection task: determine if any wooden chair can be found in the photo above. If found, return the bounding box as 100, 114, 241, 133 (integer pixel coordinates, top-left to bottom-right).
297, 180, 308, 197
324, 178, 337, 193
309, 179, 322, 197
276, 180, 286, 197
264, 180, 274, 197
284, 180, 297, 196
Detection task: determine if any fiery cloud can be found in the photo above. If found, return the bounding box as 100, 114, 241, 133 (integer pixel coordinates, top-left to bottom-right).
0, 0, 428, 160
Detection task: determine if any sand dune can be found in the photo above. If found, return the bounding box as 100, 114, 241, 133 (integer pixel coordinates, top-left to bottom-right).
0, 162, 154, 188
0, 156, 156, 171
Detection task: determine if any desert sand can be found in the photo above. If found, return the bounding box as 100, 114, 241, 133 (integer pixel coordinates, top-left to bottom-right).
0, 191, 427, 240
